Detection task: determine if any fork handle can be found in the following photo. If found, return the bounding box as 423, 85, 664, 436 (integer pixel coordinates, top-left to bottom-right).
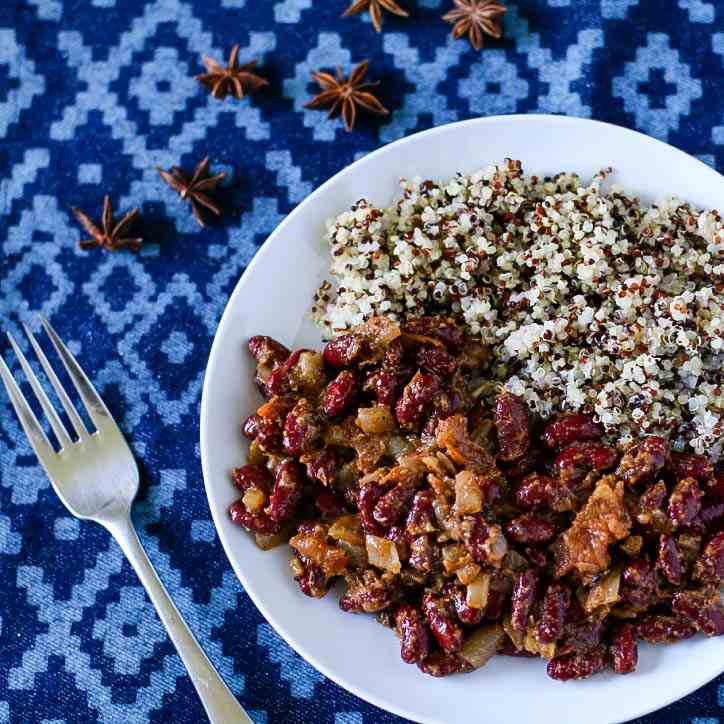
106, 516, 253, 724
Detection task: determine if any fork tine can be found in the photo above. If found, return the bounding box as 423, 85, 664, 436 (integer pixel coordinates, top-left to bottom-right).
39, 317, 112, 429
8, 331, 72, 450
0, 352, 55, 464
24, 323, 90, 439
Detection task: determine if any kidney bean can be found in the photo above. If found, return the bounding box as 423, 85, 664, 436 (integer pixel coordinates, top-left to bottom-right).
283, 399, 321, 456
248, 335, 290, 366
265, 349, 305, 396
510, 569, 539, 632
409, 535, 437, 572
694, 531, 724, 582
657, 535, 683, 586
403, 317, 465, 353
558, 619, 604, 656
417, 651, 473, 677
668, 451, 714, 483
364, 369, 402, 407
554, 441, 618, 487
232, 464, 272, 494
228, 500, 279, 534
524, 546, 548, 569
668, 477, 703, 529
463, 517, 508, 566
405, 490, 437, 537
396, 604, 431, 664
503, 447, 541, 482
494, 391, 530, 462
514, 473, 556, 509
484, 576, 511, 620
268, 460, 303, 524
541, 414, 603, 450
504, 514, 556, 545
357, 482, 387, 535
537, 583, 570, 643
323, 370, 357, 417
421, 592, 464, 653
620, 558, 658, 609
374, 483, 416, 527
291, 553, 329, 598
610, 623, 638, 674
323, 333, 365, 368
242, 414, 260, 439
444, 584, 484, 626
636, 615, 697, 643
339, 570, 392, 613
638, 480, 667, 514
395, 371, 440, 430
416, 345, 457, 377
302, 447, 338, 486
547, 649, 607, 681
616, 435, 669, 485
671, 589, 724, 636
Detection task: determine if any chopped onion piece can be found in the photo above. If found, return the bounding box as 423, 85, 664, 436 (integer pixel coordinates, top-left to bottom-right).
460, 623, 504, 669
357, 405, 396, 434
242, 487, 266, 513
466, 573, 491, 609
455, 470, 483, 514
329, 514, 365, 547
365, 534, 401, 574
584, 567, 622, 612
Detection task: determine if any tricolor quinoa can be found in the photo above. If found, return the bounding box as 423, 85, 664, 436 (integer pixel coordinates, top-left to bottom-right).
312, 160, 724, 459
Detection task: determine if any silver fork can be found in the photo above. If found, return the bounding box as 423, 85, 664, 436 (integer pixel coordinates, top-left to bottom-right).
0, 318, 252, 724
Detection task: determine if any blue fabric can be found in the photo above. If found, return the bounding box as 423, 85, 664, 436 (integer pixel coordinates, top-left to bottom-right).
0, 0, 722, 722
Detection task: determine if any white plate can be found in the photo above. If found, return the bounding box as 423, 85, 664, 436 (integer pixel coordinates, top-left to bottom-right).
200, 115, 724, 724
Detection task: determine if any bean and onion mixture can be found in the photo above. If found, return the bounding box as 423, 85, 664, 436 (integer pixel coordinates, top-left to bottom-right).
230, 315, 724, 680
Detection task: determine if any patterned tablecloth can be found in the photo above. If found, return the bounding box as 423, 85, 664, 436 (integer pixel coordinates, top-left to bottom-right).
1, 0, 723, 722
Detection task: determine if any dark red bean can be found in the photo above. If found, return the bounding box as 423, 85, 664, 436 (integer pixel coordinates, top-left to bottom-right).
668, 451, 714, 483
462, 517, 507, 566
417, 651, 473, 677
668, 477, 703, 528
547, 649, 607, 681
494, 391, 530, 462
620, 558, 658, 609
292, 554, 328, 598
537, 583, 570, 643
357, 483, 387, 535
302, 447, 338, 486
409, 535, 437, 572
617, 436, 669, 486
558, 619, 604, 656
315, 490, 346, 518
232, 464, 272, 494
228, 500, 279, 534
514, 473, 556, 510
504, 514, 556, 544
503, 447, 541, 482
671, 589, 724, 636
364, 369, 402, 407
323, 370, 357, 417
405, 490, 436, 537
524, 546, 548, 569
403, 317, 465, 353
282, 399, 321, 456
268, 460, 303, 524
639, 480, 667, 514
416, 345, 457, 377
421, 592, 464, 653
396, 604, 431, 664
554, 441, 618, 487
242, 414, 260, 439
510, 569, 539, 632
694, 531, 724, 582
248, 335, 290, 366
657, 535, 683, 586
444, 584, 484, 626
636, 615, 696, 643
611, 623, 638, 674
484, 577, 511, 621
339, 570, 392, 613
265, 349, 305, 396
395, 371, 440, 430
541, 414, 603, 450
373, 483, 416, 527
323, 333, 364, 368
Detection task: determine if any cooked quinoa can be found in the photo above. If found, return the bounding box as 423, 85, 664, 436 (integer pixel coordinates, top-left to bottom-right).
311, 159, 724, 458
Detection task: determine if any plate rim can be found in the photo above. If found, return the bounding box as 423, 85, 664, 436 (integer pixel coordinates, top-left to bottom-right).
200, 113, 724, 724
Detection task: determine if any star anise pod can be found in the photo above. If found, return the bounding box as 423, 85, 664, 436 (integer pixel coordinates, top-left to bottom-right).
305, 60, 389, 133
342, 0, 409, 33
195, 45, 268, 100
157, 157, 227, 227
442, 0, 506, 51
72, 196, 142, 252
